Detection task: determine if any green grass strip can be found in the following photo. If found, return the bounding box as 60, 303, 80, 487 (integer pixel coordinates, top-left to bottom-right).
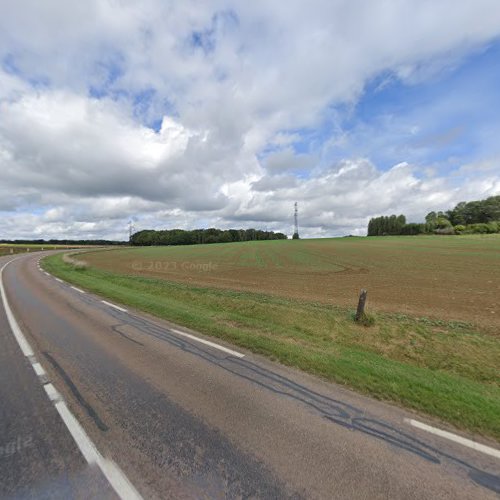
43, 253, 500, 441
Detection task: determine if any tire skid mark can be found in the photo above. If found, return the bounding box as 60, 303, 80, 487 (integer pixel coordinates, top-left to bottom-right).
46, 270, 500, 494
43, 351, 109, 432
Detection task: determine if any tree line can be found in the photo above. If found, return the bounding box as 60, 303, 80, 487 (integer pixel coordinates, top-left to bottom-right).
367, 215, 407, 236
131, 228, 287, 246
367, 196, 500, 236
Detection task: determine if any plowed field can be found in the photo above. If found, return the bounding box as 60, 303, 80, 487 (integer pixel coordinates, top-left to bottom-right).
82, 235, 500, 329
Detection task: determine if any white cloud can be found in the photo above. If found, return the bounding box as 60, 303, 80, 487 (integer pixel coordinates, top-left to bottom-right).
262, 147, 318, 172
0, 90, 234, 206
0, 1, 499, 239
221, 159, 500, 236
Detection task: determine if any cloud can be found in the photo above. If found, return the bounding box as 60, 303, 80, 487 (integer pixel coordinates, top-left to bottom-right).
0, 1, 500, 239
221, 159, 500, 236
0, 90, 239, 208
262, 147, 318, 172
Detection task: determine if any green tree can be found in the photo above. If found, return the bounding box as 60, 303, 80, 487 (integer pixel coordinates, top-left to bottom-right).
425, 211, 437, 224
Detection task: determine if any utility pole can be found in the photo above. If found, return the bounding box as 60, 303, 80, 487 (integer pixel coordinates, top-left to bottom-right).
293, 202, 300, 239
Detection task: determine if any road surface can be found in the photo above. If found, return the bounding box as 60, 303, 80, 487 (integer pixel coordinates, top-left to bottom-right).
1, 252, 499, 498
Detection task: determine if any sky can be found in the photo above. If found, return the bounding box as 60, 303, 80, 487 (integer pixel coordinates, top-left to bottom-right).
1, 1, 500, 240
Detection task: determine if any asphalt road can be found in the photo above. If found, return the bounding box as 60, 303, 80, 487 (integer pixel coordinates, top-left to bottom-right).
1, 252, 499, 499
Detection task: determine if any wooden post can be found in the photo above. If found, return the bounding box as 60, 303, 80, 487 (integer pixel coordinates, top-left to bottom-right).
355, 289, 367, 321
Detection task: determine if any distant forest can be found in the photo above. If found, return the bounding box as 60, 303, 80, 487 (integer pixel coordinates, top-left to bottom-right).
131, 228, 288, 246
368, 196, 500, 236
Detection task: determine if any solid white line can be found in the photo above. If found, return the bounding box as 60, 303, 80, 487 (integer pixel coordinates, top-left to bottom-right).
101, 300, 128, 313
405, 419, 500, 459
171, 328, 245, 358
0, 257, 142, 499
54, 400, 142, 499
0, 260, 34, 357
55, 278, 63, 283
71, 286, 85, 294
32, 362, 46, 377
53, 400, 101, 463
98, 457, 143, 500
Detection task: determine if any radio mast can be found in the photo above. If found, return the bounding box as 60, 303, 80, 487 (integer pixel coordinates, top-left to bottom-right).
293, 202, 300, 239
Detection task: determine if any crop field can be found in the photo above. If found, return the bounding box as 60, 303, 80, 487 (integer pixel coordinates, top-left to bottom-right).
0, 244, 79, 257
43, 235, 500, 438
82, 235, 500, 329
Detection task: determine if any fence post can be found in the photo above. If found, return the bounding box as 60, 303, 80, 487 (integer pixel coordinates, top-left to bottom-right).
355, 289, 368, 321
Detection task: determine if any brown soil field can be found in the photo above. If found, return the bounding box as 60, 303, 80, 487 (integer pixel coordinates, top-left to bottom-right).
80, 235, 500, 331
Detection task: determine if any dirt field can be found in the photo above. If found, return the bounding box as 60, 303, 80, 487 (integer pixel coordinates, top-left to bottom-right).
81, 235, 500, 330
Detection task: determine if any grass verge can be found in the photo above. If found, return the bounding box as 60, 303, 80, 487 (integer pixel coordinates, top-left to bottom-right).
43, 253, 500, 440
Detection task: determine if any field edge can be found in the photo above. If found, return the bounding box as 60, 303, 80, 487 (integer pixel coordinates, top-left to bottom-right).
41, 252, 500, 442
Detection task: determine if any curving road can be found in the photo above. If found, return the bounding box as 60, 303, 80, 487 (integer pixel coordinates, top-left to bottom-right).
1, 252, 499, 499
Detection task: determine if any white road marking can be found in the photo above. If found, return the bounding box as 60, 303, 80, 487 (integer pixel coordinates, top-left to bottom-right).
101, 300, 128, 313
54, 400, 142, 499
44, 383, 61, 402
32, 362, 46, 377
405, 419, 500, 459
54, 400, 96, 462
171, 328, 245, 358
36, 257, 243, 359
0, 260, 34, 357
55, 278, 63, 283
0, 257, 142, 500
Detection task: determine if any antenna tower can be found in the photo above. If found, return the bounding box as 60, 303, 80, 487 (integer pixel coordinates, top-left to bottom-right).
293, 202, 300, 239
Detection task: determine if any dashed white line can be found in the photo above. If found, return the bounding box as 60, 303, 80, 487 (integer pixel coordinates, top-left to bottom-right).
36, 259, 243, 359
405, 419, 500, 459
55, 278, 63, 283
0, 257, 142, 499
32, 362, 46, 377
101, 300, 128, 313
41, 265, 242, 358
171, 328, 245, 358
44, 383, 61, 402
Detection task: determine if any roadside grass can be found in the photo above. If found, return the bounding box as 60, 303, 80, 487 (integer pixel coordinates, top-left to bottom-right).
43, 253, 500, 440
